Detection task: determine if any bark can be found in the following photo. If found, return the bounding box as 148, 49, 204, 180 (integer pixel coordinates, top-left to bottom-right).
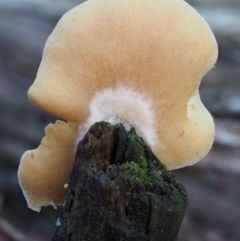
52, 122, 188, 241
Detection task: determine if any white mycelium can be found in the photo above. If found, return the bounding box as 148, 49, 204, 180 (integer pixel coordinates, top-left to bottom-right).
76, 87, 159, 149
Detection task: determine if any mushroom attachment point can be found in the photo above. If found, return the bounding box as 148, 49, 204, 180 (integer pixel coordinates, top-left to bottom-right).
18, 0, 218, 211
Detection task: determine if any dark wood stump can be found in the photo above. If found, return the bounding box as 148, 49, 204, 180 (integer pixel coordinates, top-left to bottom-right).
52, 122, 188, 241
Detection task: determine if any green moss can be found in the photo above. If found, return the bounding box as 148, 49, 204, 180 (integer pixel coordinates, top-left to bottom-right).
117, 124, 168, 186
122, 126, 150, 185
124, 155, 149, 185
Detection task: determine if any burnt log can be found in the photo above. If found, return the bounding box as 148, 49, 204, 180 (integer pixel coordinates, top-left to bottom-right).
52, 122, 188, 241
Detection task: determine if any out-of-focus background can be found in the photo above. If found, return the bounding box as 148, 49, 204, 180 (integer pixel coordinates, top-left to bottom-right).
0, 0, 239, 240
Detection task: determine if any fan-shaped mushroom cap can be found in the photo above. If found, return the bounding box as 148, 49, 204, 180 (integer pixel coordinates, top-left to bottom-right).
18, 121, 78, 211
28, 0, 218, 169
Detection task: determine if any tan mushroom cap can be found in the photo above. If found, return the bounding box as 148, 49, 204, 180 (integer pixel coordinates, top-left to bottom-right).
28, 0, 218, 170
18, 121, 78, 211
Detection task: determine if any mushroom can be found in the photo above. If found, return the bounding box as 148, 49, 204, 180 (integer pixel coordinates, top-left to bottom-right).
18, 0, 218, 211
18, 121, 78, 211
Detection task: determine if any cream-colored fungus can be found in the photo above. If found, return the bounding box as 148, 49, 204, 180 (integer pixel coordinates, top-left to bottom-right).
18, 0, 218, 211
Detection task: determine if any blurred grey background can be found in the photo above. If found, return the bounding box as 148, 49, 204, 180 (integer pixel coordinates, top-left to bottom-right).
0, 0, 239, 240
